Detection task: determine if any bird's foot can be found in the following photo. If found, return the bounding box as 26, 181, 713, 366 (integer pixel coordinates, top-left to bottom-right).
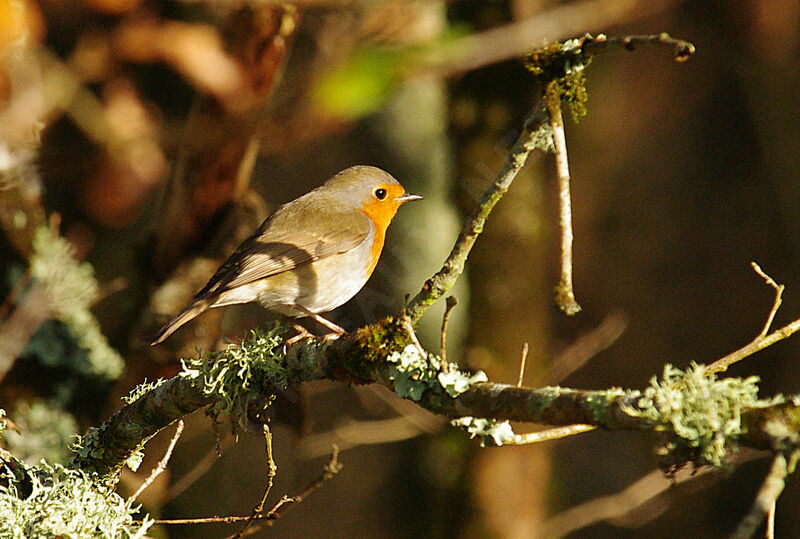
284, 322, 314, 348
293, 305, 346, 335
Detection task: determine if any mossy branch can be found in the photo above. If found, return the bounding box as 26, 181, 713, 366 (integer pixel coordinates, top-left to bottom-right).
71, 320, 800, 479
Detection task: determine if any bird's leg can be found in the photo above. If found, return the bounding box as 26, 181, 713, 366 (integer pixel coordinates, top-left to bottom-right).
293, 305, 346, 336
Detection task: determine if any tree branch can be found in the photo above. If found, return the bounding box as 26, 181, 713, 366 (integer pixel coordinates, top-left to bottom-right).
71, 320, 800, 477
405, 107, 552, 323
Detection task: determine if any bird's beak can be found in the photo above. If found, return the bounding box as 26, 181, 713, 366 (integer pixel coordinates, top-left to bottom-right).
397, 193, 423, 203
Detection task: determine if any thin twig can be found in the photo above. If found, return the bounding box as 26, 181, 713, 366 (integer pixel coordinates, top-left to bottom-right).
545, 80, 581, 316
517, 342, 529, 388
406, 107, 550, 322
232, 425, 277, 538
709, 318, 800, 375
239, 445, 343, 535
731, 453, 789, 539
705, 264, 796, 375
131, 420, 184, 501
440, 296, 458, 373
401, 312, 426, 357
751, 262, 784, 338
509, 424, 594, 445
581, 32, 696, 62
425, 0, 682, 76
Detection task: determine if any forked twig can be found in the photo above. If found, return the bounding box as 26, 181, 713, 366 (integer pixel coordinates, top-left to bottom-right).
401, 312, 426, 357
750, 261, 784, 338
706, 263, 794, 375
151, 446, 342, 529
232, 425, 277, 538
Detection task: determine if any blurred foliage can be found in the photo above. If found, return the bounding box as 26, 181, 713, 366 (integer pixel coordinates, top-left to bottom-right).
312, 46, 405, 119
311, 26, 468, 119
2, 399, 78, 465
29, 227, 123, 380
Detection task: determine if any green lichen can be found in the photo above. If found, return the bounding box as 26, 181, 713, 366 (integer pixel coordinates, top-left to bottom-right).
556, 70, 589, 123
29, 226, 123, 381
585, 387, 627, 424
121, 379, 167, 405
71, 427, 107, 464
71, 428, 145, 475
450, 417, 516, 447
179, 324, 287, 415
0, 461, 152, 538
2, 400, 79, 466
526, 36, 592, 123
629, 363, 776, 470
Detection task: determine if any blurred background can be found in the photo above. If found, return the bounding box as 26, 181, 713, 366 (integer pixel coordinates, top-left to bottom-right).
1, 0, 799, 537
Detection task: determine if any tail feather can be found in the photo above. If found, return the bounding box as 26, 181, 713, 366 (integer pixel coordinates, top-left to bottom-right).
150, 300, 211, 345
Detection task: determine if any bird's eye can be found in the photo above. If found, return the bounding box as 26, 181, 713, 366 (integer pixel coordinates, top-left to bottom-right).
374, 188, 387, 200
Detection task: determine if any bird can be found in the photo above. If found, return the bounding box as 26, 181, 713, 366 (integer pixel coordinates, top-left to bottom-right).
151, 165, 422, 345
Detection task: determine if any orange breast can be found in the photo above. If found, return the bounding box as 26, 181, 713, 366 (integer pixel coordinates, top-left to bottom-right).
358, 184, 405, 275
363, 224, 385, 276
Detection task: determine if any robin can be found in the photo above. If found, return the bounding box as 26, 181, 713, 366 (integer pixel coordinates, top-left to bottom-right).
151, 165, 422, 345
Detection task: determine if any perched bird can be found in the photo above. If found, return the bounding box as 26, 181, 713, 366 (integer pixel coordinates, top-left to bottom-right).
151, 165, 422, 345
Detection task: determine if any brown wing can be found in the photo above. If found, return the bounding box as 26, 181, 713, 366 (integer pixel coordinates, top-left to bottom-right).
195, 198, 371, 300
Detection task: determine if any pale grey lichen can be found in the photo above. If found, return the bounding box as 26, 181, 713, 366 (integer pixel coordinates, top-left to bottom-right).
123, 450, 144, 474
29, 226, 124, 380
0, 461, 152, 538
2, 400, 79, 466
386, 345, 488, 401
451, 417, 516, 447
438, 369, 489, 398
530, 121, 555, 154
629, 363, 777, 468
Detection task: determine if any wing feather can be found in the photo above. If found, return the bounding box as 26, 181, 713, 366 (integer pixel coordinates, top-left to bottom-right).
195, 199, 371, 300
